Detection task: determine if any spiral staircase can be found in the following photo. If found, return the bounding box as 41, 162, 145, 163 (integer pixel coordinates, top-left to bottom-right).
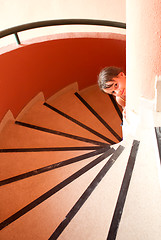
0, 19, 161, 240
0, 82, 122, 238
0, 79, 160, 240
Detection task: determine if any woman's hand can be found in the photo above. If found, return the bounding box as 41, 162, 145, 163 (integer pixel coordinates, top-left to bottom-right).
123, 107, 126, 119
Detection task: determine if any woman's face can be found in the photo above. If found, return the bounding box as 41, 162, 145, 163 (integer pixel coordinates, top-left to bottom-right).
103, 72, 126, 97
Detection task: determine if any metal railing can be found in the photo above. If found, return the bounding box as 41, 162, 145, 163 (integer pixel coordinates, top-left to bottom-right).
0, 19, 126, 45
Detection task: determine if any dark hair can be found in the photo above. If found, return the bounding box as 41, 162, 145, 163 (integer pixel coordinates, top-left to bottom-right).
98, 66, 122, 90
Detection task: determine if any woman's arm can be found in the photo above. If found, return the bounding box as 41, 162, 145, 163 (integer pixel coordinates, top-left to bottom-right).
116, 96, 126, 119
116, 96, 126, 108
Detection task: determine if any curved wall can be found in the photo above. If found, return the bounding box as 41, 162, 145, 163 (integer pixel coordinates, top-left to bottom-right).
126, 0, 161, 114
0, 32, 126, 121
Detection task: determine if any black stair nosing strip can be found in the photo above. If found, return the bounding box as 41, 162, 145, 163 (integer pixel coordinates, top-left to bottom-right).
109, 94, 123, 121
49, 145, 124, 240
155, 127, 161, 164
44, 102, 116, 144
107, 140, 140, 240
0, 147, 114, 230
0, 146, 104, 153
0, 146, 110, 186
15, 121, 111, 146
74, 92, 122, 142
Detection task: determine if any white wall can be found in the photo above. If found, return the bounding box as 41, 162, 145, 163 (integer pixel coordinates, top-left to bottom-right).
0, 1, 126, 50
0, 0, 126, 30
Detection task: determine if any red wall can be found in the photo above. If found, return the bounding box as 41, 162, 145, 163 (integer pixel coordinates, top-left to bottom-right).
0, 33, 126, 121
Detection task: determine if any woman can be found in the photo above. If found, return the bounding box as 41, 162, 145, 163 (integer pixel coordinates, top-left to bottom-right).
98, 66, 126, 117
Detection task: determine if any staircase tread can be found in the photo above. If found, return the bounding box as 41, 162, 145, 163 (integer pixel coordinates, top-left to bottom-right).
0, 149, 105, 181
0, 121, 101, 149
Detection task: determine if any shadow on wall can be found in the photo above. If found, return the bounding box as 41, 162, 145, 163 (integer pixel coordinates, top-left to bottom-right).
0, 32, 126, 121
